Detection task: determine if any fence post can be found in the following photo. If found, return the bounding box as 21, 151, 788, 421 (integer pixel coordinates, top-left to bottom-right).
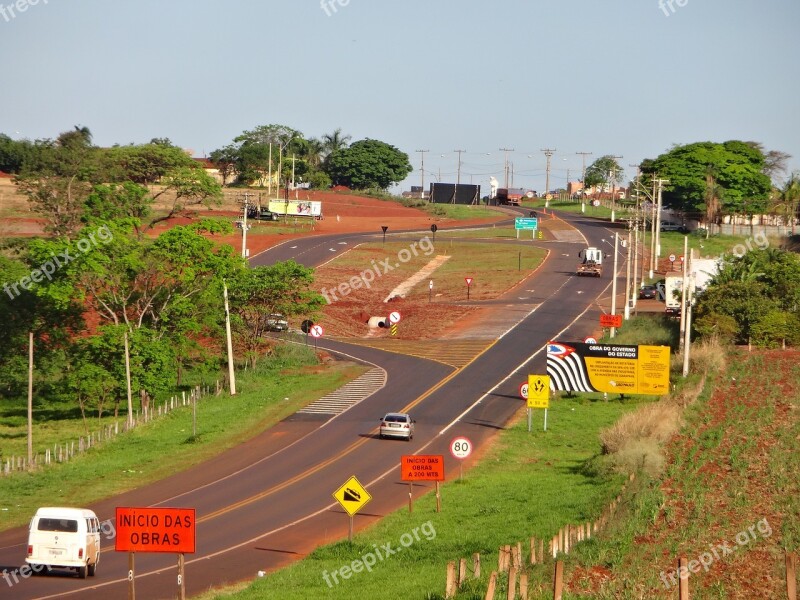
530, 537, 537, 564
485, 571, 497, 600
787, 552, 797, 600
473, 552, 481, 579
445, 561, 456, 599
553, 560, 564, 600
519, 572, 528, 600
458, 557, 467, 587
678, 557, 689, 600
507, 566, 517, 600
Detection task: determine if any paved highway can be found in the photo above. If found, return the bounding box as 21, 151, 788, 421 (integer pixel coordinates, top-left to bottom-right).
0, 208, 623, 599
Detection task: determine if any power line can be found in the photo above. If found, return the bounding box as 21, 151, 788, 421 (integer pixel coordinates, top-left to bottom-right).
575, 151, 593, 183
541, 148, 556, 197
454, 149, 466, 185
415, 149, 429, 193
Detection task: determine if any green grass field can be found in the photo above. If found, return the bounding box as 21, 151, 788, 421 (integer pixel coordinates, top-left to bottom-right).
0, 345, 367, 532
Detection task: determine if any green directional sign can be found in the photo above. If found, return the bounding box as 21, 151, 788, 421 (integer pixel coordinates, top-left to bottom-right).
515, 218, 538, 230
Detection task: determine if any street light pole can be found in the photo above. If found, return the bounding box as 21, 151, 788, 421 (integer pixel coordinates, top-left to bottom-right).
499, 148, 514, 188
416, 149, 429, 197
454, 149, 465, 185
542, 148, 556, 206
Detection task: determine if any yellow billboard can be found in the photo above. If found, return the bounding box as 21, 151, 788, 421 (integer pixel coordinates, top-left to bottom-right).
547, 342, 670, 395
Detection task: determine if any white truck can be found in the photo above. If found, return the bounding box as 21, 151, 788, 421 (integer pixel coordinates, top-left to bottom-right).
664, 274, 683, 316
576, 247, 604, 277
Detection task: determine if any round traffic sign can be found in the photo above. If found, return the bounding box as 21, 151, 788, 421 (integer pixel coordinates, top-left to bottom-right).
389, 311, 401, 324
450, 436, 473, 459
519, 382, 528, 400
584, 336, 598, 344
592, 199, 600, 207
430, 224, 438, 233
310, 324, 324, 338
301, 319, 314, 334
669, 254, 676, 262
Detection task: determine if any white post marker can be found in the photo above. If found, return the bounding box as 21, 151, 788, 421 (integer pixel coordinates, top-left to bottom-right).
450, 436, 473, 481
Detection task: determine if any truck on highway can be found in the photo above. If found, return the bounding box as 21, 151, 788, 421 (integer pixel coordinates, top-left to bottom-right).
664, 274, 683, 316
495, 188, 525, 206
576, 247, 604, 277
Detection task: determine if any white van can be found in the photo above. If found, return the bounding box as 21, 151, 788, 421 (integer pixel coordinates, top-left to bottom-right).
26, 507, 101, 579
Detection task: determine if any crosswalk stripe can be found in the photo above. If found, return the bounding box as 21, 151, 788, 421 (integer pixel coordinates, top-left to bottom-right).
297, 368, 386, 415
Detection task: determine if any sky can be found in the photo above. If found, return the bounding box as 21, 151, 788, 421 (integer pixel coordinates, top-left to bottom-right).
2, 0, 799, 195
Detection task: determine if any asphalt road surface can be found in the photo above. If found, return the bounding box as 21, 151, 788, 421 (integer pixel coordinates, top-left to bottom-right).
0, 208, 623, 599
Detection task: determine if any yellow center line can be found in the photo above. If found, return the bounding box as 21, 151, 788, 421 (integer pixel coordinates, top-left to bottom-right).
198, 337, 499, 524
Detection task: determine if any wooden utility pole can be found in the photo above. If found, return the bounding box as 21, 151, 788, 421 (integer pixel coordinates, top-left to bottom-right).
611, 233, 619, 338
541, 148, 556, 203
27, 331, 33, 464
124, 330, 133, 429
223, 281, 237, 395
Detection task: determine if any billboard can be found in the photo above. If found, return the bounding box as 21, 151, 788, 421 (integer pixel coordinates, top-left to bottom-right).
267, 200, 322, 217
547, 341, 670, 395
429, 183, 481, 205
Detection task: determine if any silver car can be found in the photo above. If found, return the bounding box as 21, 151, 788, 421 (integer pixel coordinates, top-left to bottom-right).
379, 412, 415, 441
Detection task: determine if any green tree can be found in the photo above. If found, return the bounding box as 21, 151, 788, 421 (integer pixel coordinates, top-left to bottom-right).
321, 128, 352, 157
208, 144, 239, 186
641, 141, 773, 218
227, 261, 324, 366
325, 139, 412, 190
583, 155, 625, 191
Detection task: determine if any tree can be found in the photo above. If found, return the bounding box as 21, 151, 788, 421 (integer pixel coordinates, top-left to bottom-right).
145, 167, 223, 231
641, 141, 773, 218
208, 144, 238, 186
16, 174, 92, 238
583, 155, 625, 191
322, 128, 352, 157
325, 139, 412, 190
227, 261, 324, 366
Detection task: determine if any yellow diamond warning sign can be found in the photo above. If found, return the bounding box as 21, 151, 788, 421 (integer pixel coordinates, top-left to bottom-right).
527, 375, 550, 408
333, 475, 372, 517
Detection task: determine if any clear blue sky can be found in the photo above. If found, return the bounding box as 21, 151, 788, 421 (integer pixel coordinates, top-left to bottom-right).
2, 0, 798, 194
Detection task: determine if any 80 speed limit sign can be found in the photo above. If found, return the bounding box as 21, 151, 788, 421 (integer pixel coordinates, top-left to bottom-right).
450, 436, 473, 460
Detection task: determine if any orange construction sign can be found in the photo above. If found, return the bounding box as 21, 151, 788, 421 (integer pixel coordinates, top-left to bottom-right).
115, 507, 196, 554
600, 314, 623, 328
401, 455, 445, 481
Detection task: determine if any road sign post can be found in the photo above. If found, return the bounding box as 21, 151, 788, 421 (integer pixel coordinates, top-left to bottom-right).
465, 277, 473, 300
402, 455, 445, 512
450, 436, 473, 481
333, 476, 372, 541
527, 375, 551, 432
381, 225, 388, 244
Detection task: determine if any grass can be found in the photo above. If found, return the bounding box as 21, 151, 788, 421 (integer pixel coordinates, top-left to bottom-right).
0, 344, 368, 531
197, 395, 647, 600
318, 240, 547, 304
561, 347, 800, 598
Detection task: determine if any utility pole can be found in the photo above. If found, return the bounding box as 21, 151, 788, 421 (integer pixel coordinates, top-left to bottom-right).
541, 148, 556, 206
223, 281, 237, 396
27, 331, 33, 464
609, 155, 623, 223
624, 228, 632, 320
679, 235, 689, 352
454, 149, 465, 185
124, 330, 133, 429
649, 177, 657, 278
611, 233, 619, 338
268, 142, 273, 196
240, 192, 256, 259
654, 178, 670, 267
499, 148, 514, 188
682, 249, 694, 377
416, 149, 429, 196
576, 151, 592, 188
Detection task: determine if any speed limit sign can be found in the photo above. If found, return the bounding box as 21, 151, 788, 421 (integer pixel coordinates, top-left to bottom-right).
450, 436, 473, 460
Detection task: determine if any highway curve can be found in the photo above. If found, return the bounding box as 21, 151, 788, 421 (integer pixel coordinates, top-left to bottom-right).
0, 208, 623, 599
